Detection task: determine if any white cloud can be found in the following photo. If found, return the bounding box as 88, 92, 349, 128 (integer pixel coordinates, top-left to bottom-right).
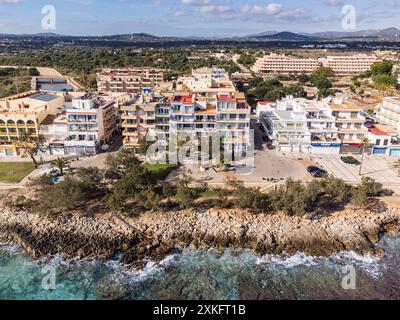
250, 3, 283, 15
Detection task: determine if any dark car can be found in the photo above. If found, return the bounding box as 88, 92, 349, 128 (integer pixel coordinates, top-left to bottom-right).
266, 142, 274, 150
307, 166, 327, 177
311, 170, 325, 178
307, 166, 320, 173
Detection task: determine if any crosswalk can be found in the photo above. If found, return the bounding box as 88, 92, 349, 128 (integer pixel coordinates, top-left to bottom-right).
309, 154, 400, 185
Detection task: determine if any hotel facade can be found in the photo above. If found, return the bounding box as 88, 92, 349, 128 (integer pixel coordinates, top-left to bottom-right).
0, 91, 65, 156
260, 97, 369, 154
252, 54, 379, 76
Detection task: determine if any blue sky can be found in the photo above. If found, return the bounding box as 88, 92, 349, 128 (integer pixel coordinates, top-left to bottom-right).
0, 0, 399, 36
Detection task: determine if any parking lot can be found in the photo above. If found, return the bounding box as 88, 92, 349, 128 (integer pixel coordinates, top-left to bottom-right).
286, 152, 400, 185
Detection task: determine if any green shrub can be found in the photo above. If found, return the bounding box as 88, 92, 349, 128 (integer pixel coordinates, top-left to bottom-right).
175, 187, 197, 209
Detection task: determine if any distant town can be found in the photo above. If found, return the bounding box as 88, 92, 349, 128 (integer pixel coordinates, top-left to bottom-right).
0, 48, 399, 183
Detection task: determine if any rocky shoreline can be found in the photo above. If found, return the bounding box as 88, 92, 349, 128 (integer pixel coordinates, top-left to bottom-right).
1, 198, 400, 266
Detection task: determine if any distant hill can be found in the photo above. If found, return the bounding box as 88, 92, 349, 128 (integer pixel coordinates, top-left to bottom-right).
246, 31, 278, 38
310, 28, 400, 39
243, 28, 400, 41
250, 32, 316, 41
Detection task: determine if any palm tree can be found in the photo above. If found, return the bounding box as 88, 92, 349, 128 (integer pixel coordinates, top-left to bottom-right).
51, 157, 70, 176
392, 159, 400, 177
359, 138, 371, 176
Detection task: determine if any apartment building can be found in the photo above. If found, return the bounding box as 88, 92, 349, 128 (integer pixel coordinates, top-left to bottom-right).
321, 55, 378, 76
327, 99, 369, 154
0, 91, 65, 156
169, 92, 251, 158
120, 68, 251, 163
64, 93, 119, 155
261, 97, 368, 154
252, 54, 322, 75
261, 98, 339, 153
97, 68, 164, 93
377, 97, 400, 131
121, 93, 158, 150
177, 76, 237, 95
192, 67, 229, 80
260, 108, 311, 153
252, 53, 379, 76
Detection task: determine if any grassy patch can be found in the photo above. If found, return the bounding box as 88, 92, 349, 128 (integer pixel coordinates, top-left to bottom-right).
143, 163, 178, 180
200, 189, 222, 198
0, 162, 36, 183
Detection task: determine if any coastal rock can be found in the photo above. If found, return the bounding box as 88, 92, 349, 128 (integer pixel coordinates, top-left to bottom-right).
2, 197, 400, 268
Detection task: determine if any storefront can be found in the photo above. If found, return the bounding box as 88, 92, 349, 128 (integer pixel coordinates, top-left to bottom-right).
340, 143, 364, 155
311, 143, 341, 154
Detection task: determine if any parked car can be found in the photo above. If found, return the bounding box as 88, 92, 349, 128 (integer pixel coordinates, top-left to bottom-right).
266, 142, 274, 150
307, 166, 327, 177
307, 166, 320, 173
340, 156, 360, 165
311, 170, 325, 178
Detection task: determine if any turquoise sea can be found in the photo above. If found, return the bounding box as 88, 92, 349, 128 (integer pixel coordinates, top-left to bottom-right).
1, 238, 400, 300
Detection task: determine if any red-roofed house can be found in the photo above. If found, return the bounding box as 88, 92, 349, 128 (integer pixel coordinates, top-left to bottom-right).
368, 126, 391, 155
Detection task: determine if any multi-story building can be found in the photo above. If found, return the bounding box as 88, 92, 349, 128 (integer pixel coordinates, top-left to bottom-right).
97, 68, 164, 93
167, 92, 251, 162
191, 67, 229, 80
0, 91, 65, 156
64, 93, 118, 155
377, 97, 400, 131
261, 97, 368, 154
327, 99, 369, 154
252, 53, 379, 76
260, 108, 311, 153
39, 113, 69, 155
252, 54, 322, 75
121, 69, 251, 164
261, 98, 338, 153
121, 93, 158, 150
321, 55, 378, 76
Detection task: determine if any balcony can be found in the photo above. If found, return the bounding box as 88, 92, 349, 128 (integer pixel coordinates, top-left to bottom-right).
123, 129, 138, 137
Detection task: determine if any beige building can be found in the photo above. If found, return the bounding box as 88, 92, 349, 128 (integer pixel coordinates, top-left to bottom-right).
121, 94, 157, 149
327, 99, 369, 146
252, 54, 321, 75
377, 97, 400, 131
97, 68, 164, 93
0, 91, 65, 156
252, 53, 379, 76
322, 55, 378, 76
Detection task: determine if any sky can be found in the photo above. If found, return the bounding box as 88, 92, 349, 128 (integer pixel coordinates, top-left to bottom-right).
0, 0, 399, 37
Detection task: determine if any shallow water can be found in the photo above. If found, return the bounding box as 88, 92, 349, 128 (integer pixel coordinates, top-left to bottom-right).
0, 238, 400, 300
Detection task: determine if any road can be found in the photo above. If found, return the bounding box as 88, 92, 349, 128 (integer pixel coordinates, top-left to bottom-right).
232, 54, 252, 73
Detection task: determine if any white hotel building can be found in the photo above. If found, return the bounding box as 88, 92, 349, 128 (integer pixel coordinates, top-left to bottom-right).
252, 54, 379, 76
260, 97, 368, 154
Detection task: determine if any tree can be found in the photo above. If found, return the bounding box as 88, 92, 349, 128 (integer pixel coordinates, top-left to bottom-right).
237, 53, 256, 66
359, 138, 371, 176
175, 187, 197, 209
351, 177, 382, 208
15, 136, 47, 168
311, 66, 335, 79
372, 74, 398, 90
50, 157, 70, 176
28, 67, 40, 76
371, 61, 393, 76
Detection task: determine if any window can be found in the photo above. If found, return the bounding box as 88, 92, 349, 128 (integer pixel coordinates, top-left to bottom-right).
376, 139, 381, 146
383, 139, 389, 146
